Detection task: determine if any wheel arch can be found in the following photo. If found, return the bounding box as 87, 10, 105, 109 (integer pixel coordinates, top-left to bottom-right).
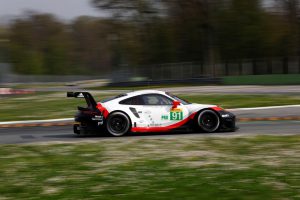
107, 110, 133, 126
193, 108, 222, 132
194, 108, 222, 119
105, 110, 133, 136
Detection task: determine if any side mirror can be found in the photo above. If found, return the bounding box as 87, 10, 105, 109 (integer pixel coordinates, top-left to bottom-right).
172, 100, 181, 109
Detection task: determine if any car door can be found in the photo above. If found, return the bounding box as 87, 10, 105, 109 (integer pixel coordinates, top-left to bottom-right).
140, 94, 189, 127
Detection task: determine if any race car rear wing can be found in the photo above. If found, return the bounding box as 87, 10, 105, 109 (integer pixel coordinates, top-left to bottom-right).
67, 92, 97, 109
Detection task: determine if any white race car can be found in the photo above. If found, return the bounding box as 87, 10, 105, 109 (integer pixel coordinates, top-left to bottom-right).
67, 90, 236, 136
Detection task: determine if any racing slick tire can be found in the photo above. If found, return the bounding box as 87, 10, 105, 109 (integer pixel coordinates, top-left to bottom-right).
197, 110, 220, 133
106, 112, 131, 137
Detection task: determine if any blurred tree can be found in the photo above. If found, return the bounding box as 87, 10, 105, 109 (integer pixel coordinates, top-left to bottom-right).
91, 0, 170, 68
91, 0, 164, 20
91, 0, 225, 68
70, 16, 113, 74
275, 0, 300, 56
0, 26, 9, 62
10, 18, 44, 74
166, 0, 223, 63
216, 0, 270, 60
9, 13, 72, 75
5, 0, 300, 76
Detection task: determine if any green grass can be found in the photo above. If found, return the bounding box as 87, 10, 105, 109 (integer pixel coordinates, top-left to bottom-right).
0, 92, 114, 121
0, 135, 300, 199
0, 92, 300, 121
223, 74, 300, 85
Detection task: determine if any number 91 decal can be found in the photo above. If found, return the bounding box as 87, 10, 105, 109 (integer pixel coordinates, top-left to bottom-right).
170, 108, 183, 121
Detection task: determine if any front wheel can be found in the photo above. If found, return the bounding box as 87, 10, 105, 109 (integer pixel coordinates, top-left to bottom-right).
197, 110, 220, 133
106, 112, 131, 137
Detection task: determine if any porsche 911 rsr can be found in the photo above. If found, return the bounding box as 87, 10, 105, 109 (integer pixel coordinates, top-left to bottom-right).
67, 90, 236, 136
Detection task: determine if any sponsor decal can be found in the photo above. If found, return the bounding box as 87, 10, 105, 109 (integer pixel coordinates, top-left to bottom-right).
161, 115, 169, 120
77, 93, 84, 98
131, 112, 197, 132
149, 123, 162, 127
98, 122, 103, 126
92, 115, 104, 126
92, 115, 103, 121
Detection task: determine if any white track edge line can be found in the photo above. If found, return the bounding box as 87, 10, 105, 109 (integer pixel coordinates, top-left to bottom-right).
228, 105, 300, 111
0, 118, 73, 125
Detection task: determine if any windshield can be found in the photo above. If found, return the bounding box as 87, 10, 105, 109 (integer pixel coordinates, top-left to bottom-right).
167, 93, 191, 105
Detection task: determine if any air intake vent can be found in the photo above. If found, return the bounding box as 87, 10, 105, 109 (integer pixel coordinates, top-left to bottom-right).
129, 107, 140, 118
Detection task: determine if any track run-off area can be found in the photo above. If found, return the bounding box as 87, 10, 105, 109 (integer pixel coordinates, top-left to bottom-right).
0, 120, 299, 144
0, 105, 300, 144
0, 85, 300, 144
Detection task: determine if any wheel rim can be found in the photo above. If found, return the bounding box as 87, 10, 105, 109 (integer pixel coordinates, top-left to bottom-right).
198, 110, 220, 132
108, 116, 128, 136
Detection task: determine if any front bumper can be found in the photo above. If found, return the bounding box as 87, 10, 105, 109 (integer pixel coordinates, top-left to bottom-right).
218, 110, 236, 132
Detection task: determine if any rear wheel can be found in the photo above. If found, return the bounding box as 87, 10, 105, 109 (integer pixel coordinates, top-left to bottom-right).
106, 112, 131, 137
197, 110, 220, 133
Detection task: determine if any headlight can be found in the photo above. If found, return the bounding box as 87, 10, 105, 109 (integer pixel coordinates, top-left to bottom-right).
221, 114, 230, 118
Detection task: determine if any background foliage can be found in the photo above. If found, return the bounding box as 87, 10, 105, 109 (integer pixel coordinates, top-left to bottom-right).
1, 0, 300, 75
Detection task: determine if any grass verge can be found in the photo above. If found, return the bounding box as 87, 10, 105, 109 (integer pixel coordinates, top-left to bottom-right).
0, 92, 300, 121
223, 74, 300, 85
0, 135, 299, 199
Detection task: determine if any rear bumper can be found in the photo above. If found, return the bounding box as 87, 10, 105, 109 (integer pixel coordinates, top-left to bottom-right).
73, 122, 104, 135
73, 111, 105, 135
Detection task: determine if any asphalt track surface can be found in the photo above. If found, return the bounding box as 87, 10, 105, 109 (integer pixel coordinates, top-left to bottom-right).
230, 106, 300, 119
0, 120, 300, 144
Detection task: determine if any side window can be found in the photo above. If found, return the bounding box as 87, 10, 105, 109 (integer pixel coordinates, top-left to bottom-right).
142, 94, 173, 105
119, 96, 144, 105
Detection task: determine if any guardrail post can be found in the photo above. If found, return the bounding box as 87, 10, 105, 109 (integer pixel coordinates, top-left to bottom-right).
253, 59, 257, 75
225, 61, 229, 76
267, 59, 273, 74
239, 61, 243, 75
283, 57, 288, 74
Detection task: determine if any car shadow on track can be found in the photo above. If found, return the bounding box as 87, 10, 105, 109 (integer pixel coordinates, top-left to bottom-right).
43, 131, 229, 140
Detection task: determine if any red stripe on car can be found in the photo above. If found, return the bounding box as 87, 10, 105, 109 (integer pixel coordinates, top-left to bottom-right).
96, 103, 110, 118
211, 106, 223, 111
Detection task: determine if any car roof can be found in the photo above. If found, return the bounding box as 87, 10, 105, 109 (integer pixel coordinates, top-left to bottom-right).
100, 90, 170, 104
125, 90, 167, 97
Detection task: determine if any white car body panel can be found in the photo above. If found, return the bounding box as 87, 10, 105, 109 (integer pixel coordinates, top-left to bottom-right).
100, 90, 216, 128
